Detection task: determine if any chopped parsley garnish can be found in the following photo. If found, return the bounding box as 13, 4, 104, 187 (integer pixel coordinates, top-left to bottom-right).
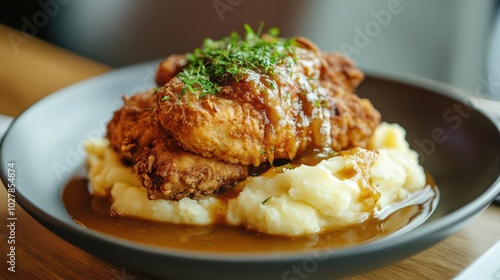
283, 163, 294, 170
314, 99, 328, 108
261, 196, 272, 205
276, 163, 294, 173
177, 23, 296, 98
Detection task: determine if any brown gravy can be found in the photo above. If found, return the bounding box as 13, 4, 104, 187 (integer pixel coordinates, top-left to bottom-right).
62, 174, 437, 253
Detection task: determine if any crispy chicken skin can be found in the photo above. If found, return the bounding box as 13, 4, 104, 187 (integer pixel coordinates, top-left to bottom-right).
156, 38, 380, 166
320, 52, 364, 93
320, 52, 381, 151
155, 54, 187, 87
106, 89, 160, 164
106, 90, 249, 200
136, 138, 248, 200
325, 81, 382, 151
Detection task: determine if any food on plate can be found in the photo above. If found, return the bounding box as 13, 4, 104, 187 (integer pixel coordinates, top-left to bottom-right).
80, 25, 436, 240
106, 25, 381, 201
86, 122, 429, 236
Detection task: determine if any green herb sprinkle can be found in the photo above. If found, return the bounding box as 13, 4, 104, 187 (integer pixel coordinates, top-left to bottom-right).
177, 23, 296, 98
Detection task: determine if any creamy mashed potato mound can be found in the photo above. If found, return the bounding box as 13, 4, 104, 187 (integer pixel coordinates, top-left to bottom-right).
84, 139, 222, 225
85, 122, 427, 235
227, 122, 426, 236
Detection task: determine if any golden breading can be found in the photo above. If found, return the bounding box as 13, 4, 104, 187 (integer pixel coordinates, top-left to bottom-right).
135, 138, 249, 200
155, 54, 187, 87
155, 39, 380, 167
106, 90, 160, 164
106, 90, 250, 200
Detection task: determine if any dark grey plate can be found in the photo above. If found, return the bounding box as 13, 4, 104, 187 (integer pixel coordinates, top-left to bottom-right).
1, 61, 499, 280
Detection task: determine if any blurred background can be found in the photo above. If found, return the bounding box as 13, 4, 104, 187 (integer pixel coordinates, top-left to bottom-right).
2, 0, 500, 100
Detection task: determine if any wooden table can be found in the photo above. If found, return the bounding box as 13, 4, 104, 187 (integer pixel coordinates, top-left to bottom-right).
1, 24, 500, 280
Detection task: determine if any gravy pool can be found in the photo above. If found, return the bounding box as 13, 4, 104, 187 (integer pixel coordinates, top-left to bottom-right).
62, 174, 437, 253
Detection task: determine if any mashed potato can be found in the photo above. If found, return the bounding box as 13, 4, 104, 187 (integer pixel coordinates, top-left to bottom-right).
84, 139, 222, 225
227, 122, 426, 236
85, 138, 141, 196
85, 122, 427, 235
111, 184, 223, 225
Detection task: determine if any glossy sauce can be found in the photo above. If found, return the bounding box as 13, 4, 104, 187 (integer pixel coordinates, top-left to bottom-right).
63, 170, 438, 253
240, 42, 330, 166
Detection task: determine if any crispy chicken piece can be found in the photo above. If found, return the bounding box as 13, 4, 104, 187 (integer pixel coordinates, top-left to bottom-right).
320, 52, 364, 93
155, 54, 187, 87
156, 38, 381, 167
321, 52, 381, 151
107, 53, 187, 164
326, 81, 382, 151
135, 138, 248, 200
106, 90, 250, 200
106, 89, 159, 164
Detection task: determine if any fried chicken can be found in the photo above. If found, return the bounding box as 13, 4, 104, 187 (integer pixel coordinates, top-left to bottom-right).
106, 90, 249, 200
320, 52, 381, 152
155, 54, 187, 87
106, 29, 381, 201
135, 138, 248, 200
106, 89, 159, 165
155, 37, 380, 167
